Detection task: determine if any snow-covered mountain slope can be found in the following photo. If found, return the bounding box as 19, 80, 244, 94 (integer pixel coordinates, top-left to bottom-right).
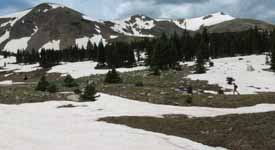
110, 15, 155, 37
0, 3, 273, 53
0, 3, 117, 53
174, 12, 235, 31
187, 55, 275, 94
107, 15, 190, 37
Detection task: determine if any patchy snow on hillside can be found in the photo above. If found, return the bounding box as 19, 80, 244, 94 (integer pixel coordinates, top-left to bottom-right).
48, 61, 146, 78
39, 40, 60, 51
0, 56, 41, 73
48, 3, 66, 9
174, 12, 234, 31
3, 26, 38, 53
0, 31, 10, 44
75, 35, 106, 49
188, 55, 275, 94
110, 35, 118, 39
1, 92, 275, 150
4, 37, 31, 53
0, 9, 32, 27
112, 16, 155, 37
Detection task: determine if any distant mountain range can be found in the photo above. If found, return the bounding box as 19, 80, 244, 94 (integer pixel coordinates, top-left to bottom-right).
0, 3, 274, 53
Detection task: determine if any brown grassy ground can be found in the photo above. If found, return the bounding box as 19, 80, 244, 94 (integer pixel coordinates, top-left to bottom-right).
100, 112, 275, 150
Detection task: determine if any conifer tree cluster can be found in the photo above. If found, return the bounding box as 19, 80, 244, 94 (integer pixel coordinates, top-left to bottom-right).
16, 40, 136, 69
13, 26, 275, 71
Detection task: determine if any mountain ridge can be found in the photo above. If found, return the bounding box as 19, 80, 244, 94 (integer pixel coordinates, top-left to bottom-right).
0, 3, 273, 53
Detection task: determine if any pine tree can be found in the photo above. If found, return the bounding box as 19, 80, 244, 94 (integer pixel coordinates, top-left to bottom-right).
97, 40, 106, 64
104, 68, 122, 84
271, 30, 275, 71
64, 75, 78, 87
35, 76, 50, 91
81, 83, 99, 101
271, 52, 275, 71
195, 51, 206, 74
47, 83, 58, 93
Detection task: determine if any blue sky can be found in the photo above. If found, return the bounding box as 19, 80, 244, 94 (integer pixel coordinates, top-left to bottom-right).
0, 0, 275, 23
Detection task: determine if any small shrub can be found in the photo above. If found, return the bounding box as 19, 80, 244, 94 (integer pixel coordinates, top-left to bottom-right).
74, 88, 82, 95
64, 75, 78, 87
35, 76, 49, 91
81, 83, 99, 102
47, 83, 58, 93
209, 61, 214, 67
104, 68, 122, 84
24, 75, 28, 81
135, 81, 144, 87
187, 86, 193, 94
218, 89, 224, 95
186, 96, 193, 104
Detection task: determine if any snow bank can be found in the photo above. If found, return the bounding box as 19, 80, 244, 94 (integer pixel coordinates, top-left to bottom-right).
48, 61, 147, 78
0, 31, 10, 44
188, 55, 275, 94
75, 35, 107, 49
4, 37, 31, 53
39, 40, 60, 51
0, 56, 41, 73
3, 26, 38, 53
174, 12, 234, 31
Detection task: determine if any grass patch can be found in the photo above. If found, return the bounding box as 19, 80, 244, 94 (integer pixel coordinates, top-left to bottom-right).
100, 112, 275, 150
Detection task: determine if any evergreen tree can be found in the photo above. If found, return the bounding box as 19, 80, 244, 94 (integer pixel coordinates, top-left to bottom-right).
97, 40, 106, 64
271, 30, 275, 71
195, 51, 206, 74
64, 75, 78, 87
47, 83, 58, 93
81, 83, 99, 101
104, 68, 122, 84
35, 76, 49, 91
271, 51, 275, 71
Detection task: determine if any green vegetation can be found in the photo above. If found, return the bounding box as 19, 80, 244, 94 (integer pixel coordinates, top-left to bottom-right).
35, 76, 49, 92
81, 83, 99, 102
64, 75, 78, 87
104, 68, 123, 84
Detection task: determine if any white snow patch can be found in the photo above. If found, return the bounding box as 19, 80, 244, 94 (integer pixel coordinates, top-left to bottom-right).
0, 80, 13, 85
82, 15, 98, 22
188, 55, 275, 94
110, 35, 118, 39
174, 12, 234, 31
43, 9, 49, 13
39, 40, 60, 51
0, 31, 10, 44
3, 27, 38, 53
0, 55, 41, 73
75, 35, 106, 49
95, 25, 101, 33
48, 61, 147, 78
0, 80, 25, 85
48, 3, 65, 9
0, 9, 32, 27
4, 37, 31, 53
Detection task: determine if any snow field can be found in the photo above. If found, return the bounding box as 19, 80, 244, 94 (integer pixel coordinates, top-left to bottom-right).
2, 93, 275, 150
188, 55, 275, 94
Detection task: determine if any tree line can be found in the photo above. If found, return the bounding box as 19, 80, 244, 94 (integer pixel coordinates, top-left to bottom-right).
14, 27, 275, 71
